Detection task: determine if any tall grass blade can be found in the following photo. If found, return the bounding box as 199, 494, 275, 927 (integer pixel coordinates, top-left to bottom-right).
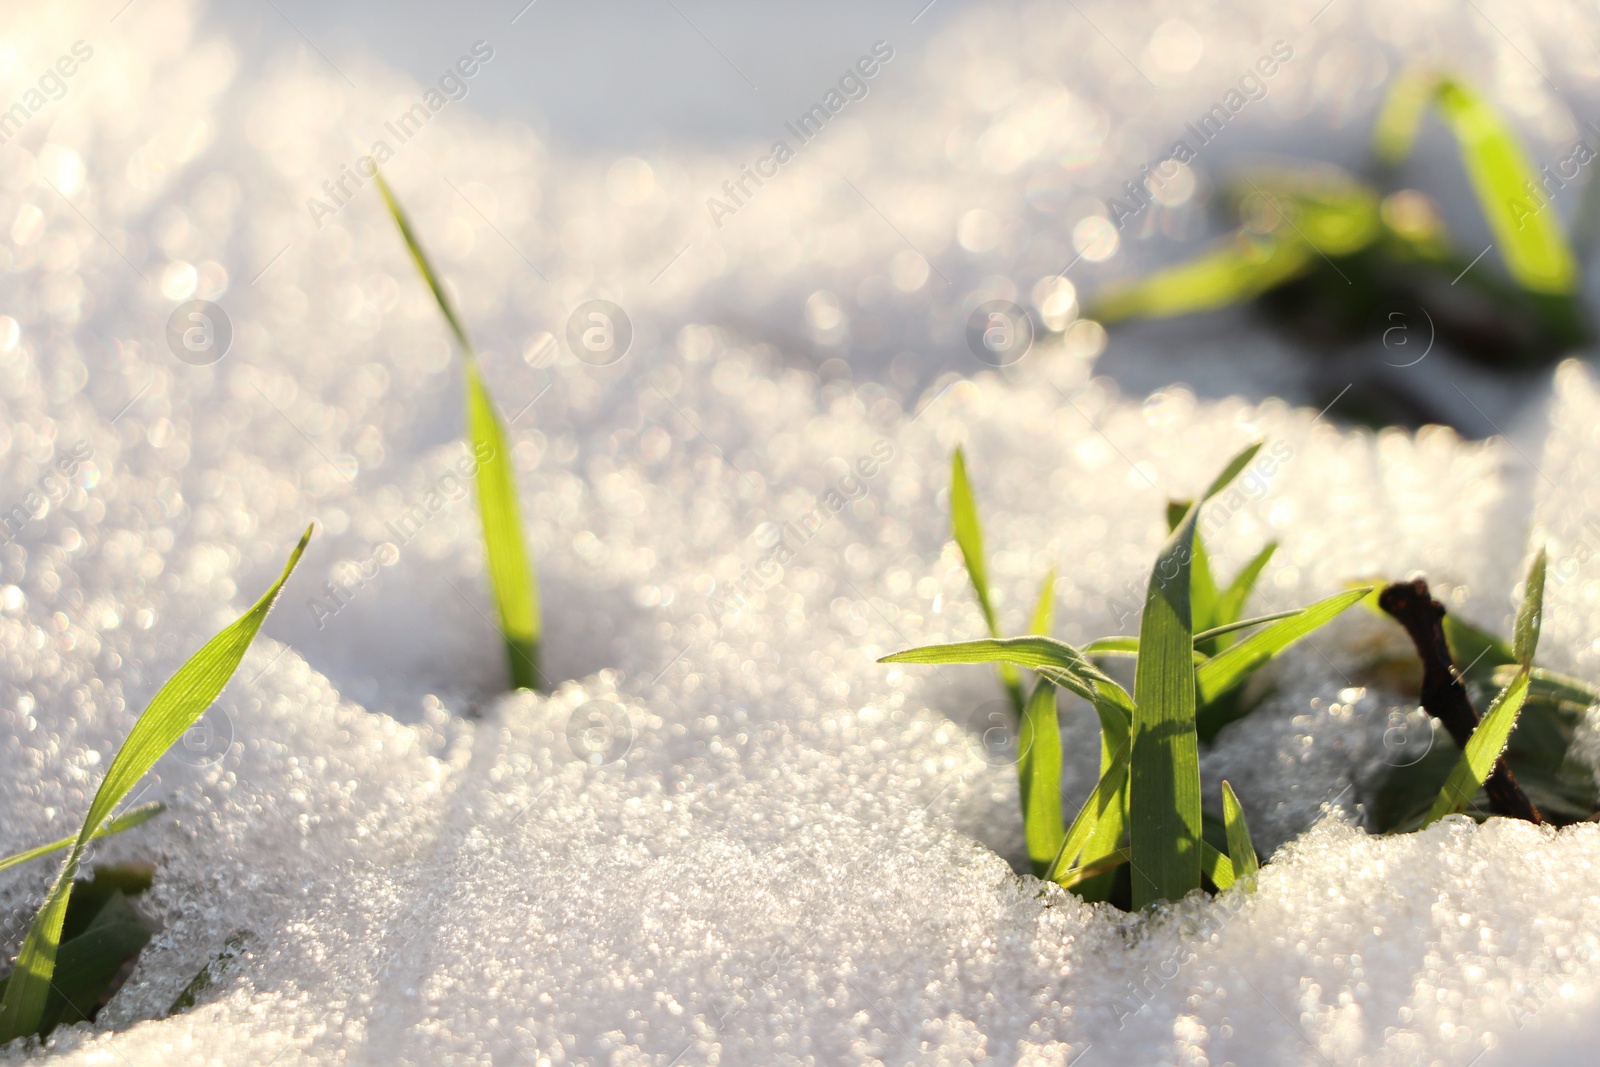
1018, 680, 1065, 877
377, 173, 543, 690
0, 527, 311, 1043
1220, 781, 1260, 886
465, 360, 542, 690
1128, 442, 1260, 908
1166, 502, 1217, 632
950, 449, 1021, 716
1421, 670, 1533, 827
1195, 588, 1371, 704
1214, 542, 1278, 642
1422, 550, 1545, 827
1045, 738, 1131, 883
1376, 73, 1578, 298
0, 803, 165, 876
1029, 567, 1057, 637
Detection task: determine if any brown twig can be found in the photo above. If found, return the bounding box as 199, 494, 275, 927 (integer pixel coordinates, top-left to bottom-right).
1378, 578, 1542, 824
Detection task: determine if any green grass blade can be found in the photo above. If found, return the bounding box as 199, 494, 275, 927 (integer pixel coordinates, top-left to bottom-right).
1018, 680, 1065, 877
1513, 549, 1546, 666
1373, 69, 1435, 162
1084, 636, 1210, 665
1045, 738, 1131, 883
1029, 567, 1057, 637
1422, 550, 1546, 827
38, 891, 152, 1029
1074, 687, 1134, 899
1128, 442, 1259, 908
1421, 668, 1533, 826
1192, 609, 1303, 645
1195, 587, 1372, 704
0, 803, 165, 876
374, 173, 471, 351
1088, 234, 1315, 323
1054, 847, 1129, 888
1214, 542, 1277, 636
1201, 841, 1238, 890
1509, 665, 1600, 709
1377, 73, 1577, 296
377, 173, 543, 691
1167, 503, 1217, 633
1444, 614, 1515, 672
951, 449, 1021, 715
1220, 781, 1260, 885
880, 637, 1109, 704
465, 360, 542, 690
0, 527, 311, 1043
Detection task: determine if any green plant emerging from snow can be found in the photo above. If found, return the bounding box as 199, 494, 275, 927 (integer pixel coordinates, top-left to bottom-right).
0, 527, 311, 1043
885, 444, 1365, 907
377, 173, 543, 691
1087, 72, 1587, 370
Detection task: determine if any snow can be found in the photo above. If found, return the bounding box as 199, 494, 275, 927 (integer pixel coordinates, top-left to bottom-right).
5, 0, 1600, 1062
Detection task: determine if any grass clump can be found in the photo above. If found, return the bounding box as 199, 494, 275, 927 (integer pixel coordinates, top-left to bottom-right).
883, 443, 1368, 908
1373, 548, 1600, 831
376, 173, 543, 692
0, 527, 311, 1044
1086, 72, 1587, 374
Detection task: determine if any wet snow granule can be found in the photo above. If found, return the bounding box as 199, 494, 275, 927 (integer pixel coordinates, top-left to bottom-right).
6, 0, 1600, 1062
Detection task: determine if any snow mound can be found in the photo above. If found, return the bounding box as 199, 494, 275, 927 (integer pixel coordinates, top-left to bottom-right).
4, 0, 1600, 1063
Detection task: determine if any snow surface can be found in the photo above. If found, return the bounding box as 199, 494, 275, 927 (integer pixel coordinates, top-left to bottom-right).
5, 0, 1600, 1062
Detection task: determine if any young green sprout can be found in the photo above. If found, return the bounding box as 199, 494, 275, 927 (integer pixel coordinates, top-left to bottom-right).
376, 173, 543, 692
0, 527, 311, 1043
1086, 72, 1586, 374
884, 443, 1370, 909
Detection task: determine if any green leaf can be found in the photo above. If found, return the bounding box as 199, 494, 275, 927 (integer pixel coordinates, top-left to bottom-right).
466, 360, 543, 690
1220, 781, 1260, 886
1053, 846, 1129, 888
1192, 609, 1303, 645
1128, 441, 1260, 908
1214, 542, 1278, 638
1029, 567, 1057, 637
1082, 636, 1210, 665
1375, 73, 1578, 296
39, 891, 152, 1030
1422, 551, 1546, 826
950, 449, 1022, 716
1195, 587, 1372, 705
1166, 502, 1217, 634
1444, 614, 1515, 675
879, 636, 1113, 705
1513, 549, 1546, 666
1074, 687, 1134, 900
0, 803, 164, 876
1509, 666, 1600, 709
1018, 680, 1065, 877
1201, 841, 1237, 891
1422, 669, 1533, 826
951, 449, 999, 637
0, 527, 311, 1044
1089, 233, 1315, 323
377, 172, 543, 691
1046, 738, 1131, 884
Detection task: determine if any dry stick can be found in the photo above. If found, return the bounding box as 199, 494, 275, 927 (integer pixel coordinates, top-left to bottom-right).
1378, 579, 1542, 823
